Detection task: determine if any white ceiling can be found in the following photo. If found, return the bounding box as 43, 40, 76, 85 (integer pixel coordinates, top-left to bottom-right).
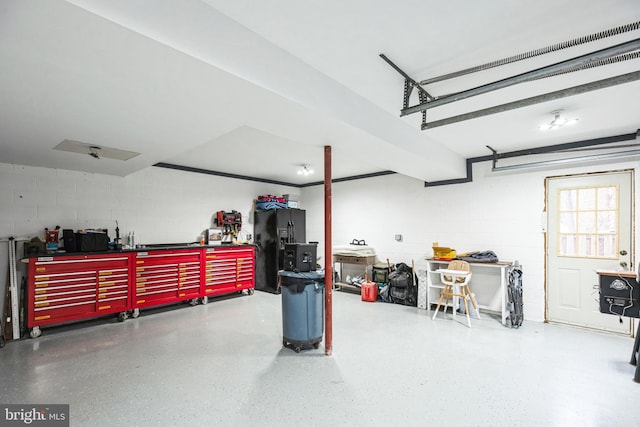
0, 0, 638, 185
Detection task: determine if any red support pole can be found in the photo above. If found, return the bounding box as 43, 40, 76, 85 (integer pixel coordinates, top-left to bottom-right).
324, 146, 333, 356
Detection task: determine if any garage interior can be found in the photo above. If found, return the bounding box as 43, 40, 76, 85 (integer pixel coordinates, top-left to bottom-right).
1, 1, 639, 426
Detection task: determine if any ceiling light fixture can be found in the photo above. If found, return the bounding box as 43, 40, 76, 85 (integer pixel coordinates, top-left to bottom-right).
88, 146, 102, 159
539, 110, 579, 131
297, 164, 314, 176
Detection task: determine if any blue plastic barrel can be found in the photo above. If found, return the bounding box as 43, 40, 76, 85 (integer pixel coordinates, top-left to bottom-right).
278, 270, 324, 352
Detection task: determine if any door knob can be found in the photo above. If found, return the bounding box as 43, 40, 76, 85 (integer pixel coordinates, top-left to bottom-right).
620, 250, 628, 256
620, 261, 628, 269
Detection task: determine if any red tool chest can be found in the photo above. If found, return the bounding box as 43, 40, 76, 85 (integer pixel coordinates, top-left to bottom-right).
203, 246, 255, 299
25, 245, 256, 337
27, 253, 131, 337
133, 249, 202, 309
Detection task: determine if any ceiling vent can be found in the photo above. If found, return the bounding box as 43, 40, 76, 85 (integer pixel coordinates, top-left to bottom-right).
54, 140, 140, 161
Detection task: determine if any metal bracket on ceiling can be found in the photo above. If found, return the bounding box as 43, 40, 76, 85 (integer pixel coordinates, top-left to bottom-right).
380, 53, 432, 128
403, 79, 429, 127
486, 145, 499, 169
403, 79, 412, 109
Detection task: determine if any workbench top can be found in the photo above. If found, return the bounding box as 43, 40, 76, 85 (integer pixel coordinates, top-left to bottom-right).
23, 243, 255, 259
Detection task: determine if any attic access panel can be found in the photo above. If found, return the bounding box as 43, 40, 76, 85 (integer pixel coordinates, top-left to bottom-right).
54, 140, 140, 161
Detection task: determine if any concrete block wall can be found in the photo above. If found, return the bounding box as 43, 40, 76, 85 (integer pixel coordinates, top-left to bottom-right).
0, 163, 297, 243
0, 162, 298, 316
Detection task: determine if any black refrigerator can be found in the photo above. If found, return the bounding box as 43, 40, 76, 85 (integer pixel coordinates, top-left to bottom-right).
254, 208, 306, 293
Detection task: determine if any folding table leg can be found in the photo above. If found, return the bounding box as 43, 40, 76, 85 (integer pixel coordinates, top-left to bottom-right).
632, 322, 640, 383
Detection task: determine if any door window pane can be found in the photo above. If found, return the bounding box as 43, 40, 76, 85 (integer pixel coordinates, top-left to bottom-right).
597, 187, 616, 209
577, 212, 596, 233
597, 211, 616, 233
560, 189, 577, 211
578, 234, 596, 257
598, 235, 617, 258
560, 234, 577, 256
560, 212, 577, 233
578, 188, 596, 210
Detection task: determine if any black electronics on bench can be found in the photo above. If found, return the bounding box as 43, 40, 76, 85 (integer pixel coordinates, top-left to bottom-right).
283, 243, 317, 272
62, 229, 76, 252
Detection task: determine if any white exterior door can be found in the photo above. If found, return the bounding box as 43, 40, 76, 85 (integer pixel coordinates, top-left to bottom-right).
546, 170, 634, 334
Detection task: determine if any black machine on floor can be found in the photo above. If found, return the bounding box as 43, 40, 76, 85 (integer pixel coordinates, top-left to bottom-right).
597, 270, 640, 383
254, 208, 306, 293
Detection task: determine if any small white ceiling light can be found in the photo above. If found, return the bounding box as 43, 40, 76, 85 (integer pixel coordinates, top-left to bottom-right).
539, 109, 579, 131
297, 164, 314, 176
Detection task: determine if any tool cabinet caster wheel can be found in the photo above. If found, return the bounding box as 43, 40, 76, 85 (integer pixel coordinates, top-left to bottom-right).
294, 346, 302, 353
201, 296, 208, 305
189, 299, 198, 306
29, 327, 41, 339
248, 289, 255, 295
118, 312, 128, 322
131, 309, 140, 319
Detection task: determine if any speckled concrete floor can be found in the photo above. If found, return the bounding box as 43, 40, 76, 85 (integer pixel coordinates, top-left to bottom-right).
1, 291, 638, 426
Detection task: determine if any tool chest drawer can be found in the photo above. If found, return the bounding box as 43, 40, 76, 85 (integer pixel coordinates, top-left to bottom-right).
27, 254, 131, 328
133, 249, 202, 308
204, 246, 255, 296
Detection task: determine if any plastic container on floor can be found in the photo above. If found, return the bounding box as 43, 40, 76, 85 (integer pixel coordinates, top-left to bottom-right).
278, 270, 324, 352
361, 281, 378, 302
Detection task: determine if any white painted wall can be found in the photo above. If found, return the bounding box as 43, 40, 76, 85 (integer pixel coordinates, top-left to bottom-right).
301, 158, 639, 323
1, 158, 638, 326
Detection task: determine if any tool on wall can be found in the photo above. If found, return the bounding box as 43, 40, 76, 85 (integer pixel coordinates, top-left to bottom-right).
215, 210, 242, 243
114, 220, 122, 250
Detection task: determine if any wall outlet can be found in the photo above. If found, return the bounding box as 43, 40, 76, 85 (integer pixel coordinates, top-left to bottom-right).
394, 234, 403, 242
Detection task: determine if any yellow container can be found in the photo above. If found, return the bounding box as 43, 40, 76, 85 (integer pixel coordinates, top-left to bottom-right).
432, 242, 456, 260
